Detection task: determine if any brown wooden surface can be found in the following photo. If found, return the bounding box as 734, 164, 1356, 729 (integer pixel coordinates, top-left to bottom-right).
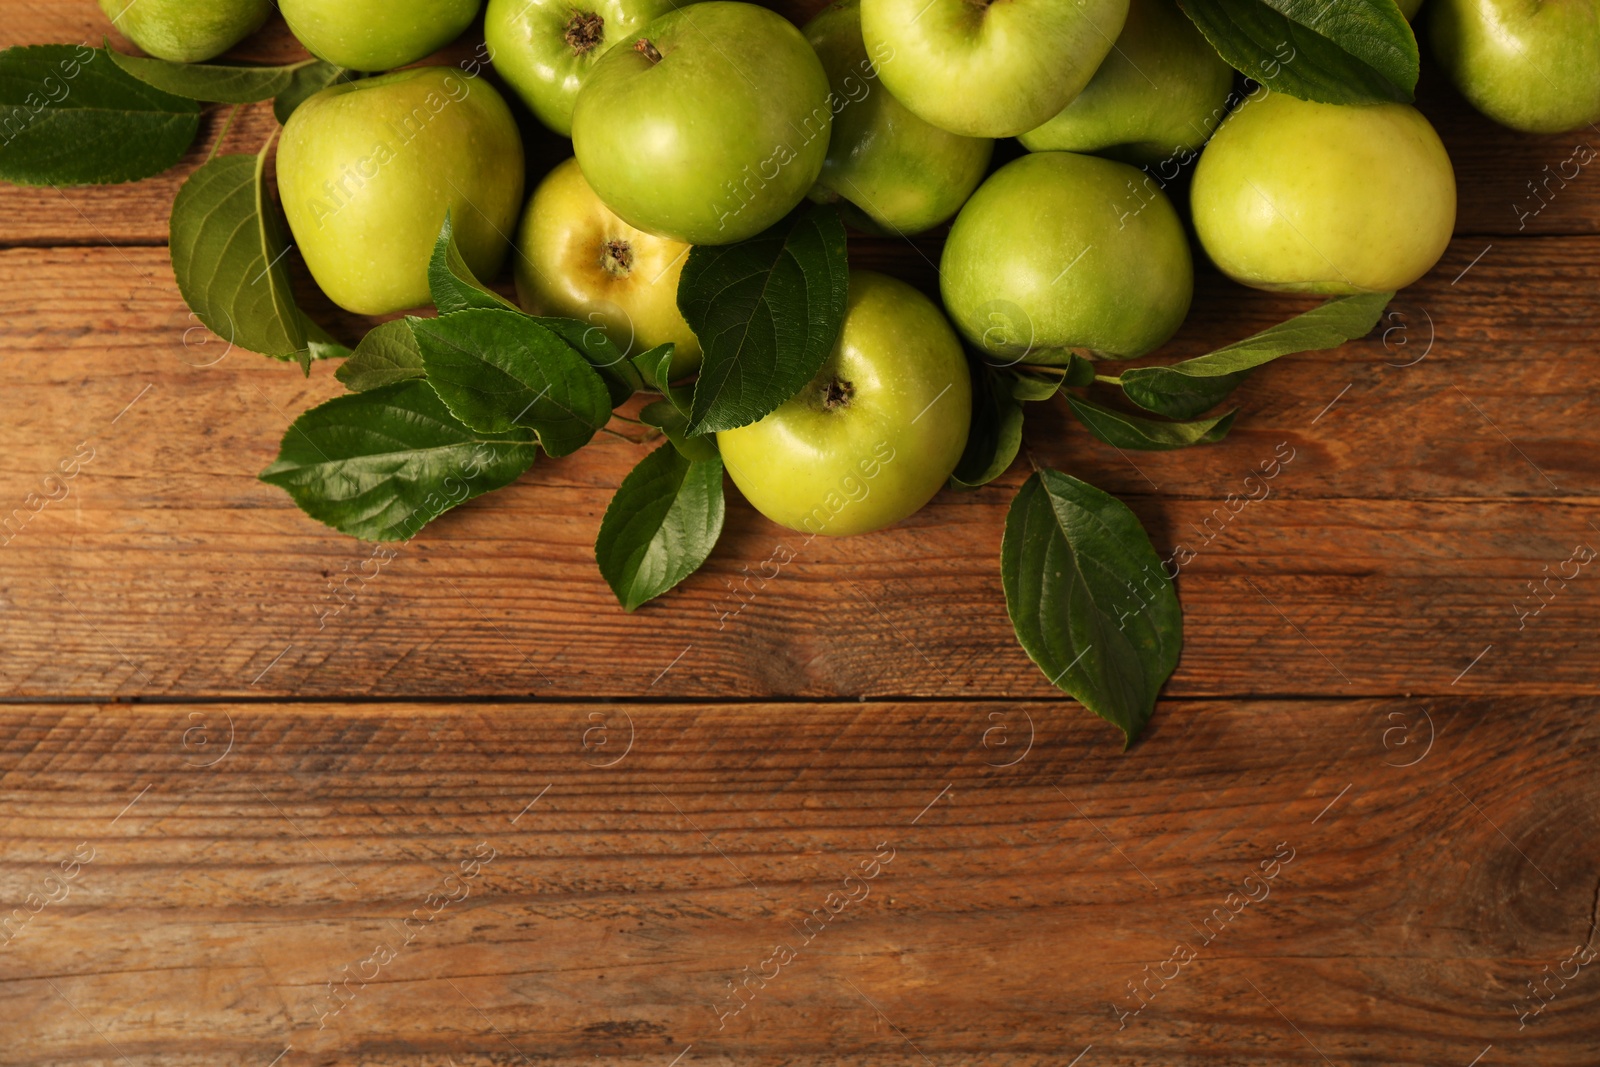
3, 2, 1599, 1065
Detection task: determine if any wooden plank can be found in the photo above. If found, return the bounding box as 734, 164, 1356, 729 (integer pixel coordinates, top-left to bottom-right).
1, 241, 1596, 700
1, 4, 1596, 245
1, 698, 1596, 1065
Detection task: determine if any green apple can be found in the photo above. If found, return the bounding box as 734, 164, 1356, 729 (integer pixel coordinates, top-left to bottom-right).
803, 0, 992, 235
279, 0, 482, 71
99, 0, 271, 63
859, 0, 1130, 137
1190, 92, 1456, 294
1430, 0, 1600, 134
277, 67, 525, 315
514, 157, 701, 378
718, 271, 971, 537
1018, 0, 1234, 165
941, 151, 1192, 363
572, 1, 832, 244
485, 0, 682, 137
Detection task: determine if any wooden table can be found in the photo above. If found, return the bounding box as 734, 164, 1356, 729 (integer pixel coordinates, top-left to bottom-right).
3, 3, 1598, 1064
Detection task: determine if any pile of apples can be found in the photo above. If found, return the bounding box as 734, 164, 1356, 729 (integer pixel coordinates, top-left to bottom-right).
107, 0, 1600, 536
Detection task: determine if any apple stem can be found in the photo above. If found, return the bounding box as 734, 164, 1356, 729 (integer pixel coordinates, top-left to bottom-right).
634, 38, 663, 64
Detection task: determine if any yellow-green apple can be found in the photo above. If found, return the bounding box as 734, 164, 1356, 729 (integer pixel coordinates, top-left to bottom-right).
279, 0, 482, 71
941, 151, 1193, 362
484, 0, 682, 137
803, 0, 992, 235
718, 270, 971, 537
572, 1, 832, 244
858, 0, 1130, 137
99, 0, 271, 62
1019, 0, 1234, 165
1430, 0, 1600, 134
276, 67, 525, 314
1190, 92, 1456, 293
514, 157, 701, 378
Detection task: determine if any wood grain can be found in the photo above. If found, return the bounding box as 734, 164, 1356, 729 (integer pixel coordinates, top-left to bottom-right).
4, 2, 1599, 1065
0, 242, 1596, 700
2, 699, 1597, 1066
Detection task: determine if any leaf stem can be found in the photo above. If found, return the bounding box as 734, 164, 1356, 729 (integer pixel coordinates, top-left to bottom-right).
1094, 374, 1123, 386
206, 104, 242, 163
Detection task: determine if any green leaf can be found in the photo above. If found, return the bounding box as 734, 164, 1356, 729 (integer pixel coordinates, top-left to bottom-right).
640, 399, 719, 463
429, 211, 522, 314
409, 309, 613, 458
306, 338, 350, 361
530, 316, 643, 408
1178, 0, 1417, 104
1063, 353, 1098, 388
1065, 394, 1236, 450
1120, 291, 1393, 418
423, 217, 643, 408
1001, 470, 1182, 746
633, 344, 676, 393
595, 442, 725, 612
259, 380, 539, 542
107, 49, 314, 103
336, 319, 424, 391
951, 365, 1023, 489
1121, 367, 1244, 420
678, 203, 849, 434
169, 141, 311, 362
1007, 365, 1069, 402
0, 45, 199, 185
634, 344, 692, 415
274, 61, 348, 123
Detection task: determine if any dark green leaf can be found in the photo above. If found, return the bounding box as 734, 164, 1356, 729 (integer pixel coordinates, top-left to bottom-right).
530, 316, 643, 408
169, 143, 310, 362
1065, 394, 1236, 450
634, 344, 692, 415
1007, 365, 1068, 402
306, 338, 350, 363
336, 319, 425, 391
294, 317, 345, 374
429, 211, 521, 314
0, 45, 199, 185
409, 309, 613, 458
951, 365, 1023, 489
1063, 353, 1098, 388
1120, 291, 1393, 418
274, 61, 348, 123
1178, 0, 1417, 104
1122, 368, 1245, 420
678, 203, 849, 434
1001, 470, 1182, 745
426, 216, 643, 408
633, 344, 675, 392
595, 442, 725, 611
107, 49, 312, 103
640, 399, 719, 463
259, 379, 539, 542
